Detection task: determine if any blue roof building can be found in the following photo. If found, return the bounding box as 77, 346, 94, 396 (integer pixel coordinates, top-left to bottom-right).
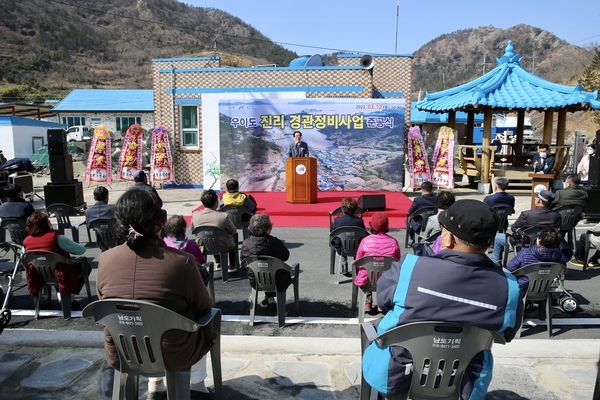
52, 89, 154, 134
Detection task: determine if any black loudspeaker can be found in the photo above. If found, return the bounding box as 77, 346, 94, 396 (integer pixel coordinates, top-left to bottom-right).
358, 194, 387, 211
47, 129, 68, 156
43, 182, 85, 208
49, 154, 74, 183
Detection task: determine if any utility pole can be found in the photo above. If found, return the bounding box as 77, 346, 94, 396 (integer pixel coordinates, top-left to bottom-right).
481, 54, 488, 75
394, 0, 399, 53
532, 51, 536, 74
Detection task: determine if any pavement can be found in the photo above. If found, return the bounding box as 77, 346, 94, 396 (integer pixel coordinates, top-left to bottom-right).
0, 176, 599, 399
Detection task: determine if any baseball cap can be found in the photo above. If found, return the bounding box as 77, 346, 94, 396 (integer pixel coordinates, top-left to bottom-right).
438, 200, 499, 246
537, 189, 555, 203
533, 184, 546, 195
133, 170, 146, 181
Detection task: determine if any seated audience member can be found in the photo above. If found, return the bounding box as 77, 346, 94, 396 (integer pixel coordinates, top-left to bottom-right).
0, 184, 35, 220
484, 177, 516, 208
573, 220, 600, 266
241, 214, 290, 310
163, 214, 204, 265
96, 189, 215, 398
84, 186, 115, 227
362, 200, 523, 399
191, 189, 238, 272
420, 189, 455, 240
549, 174, 588, 210
130, 170, 163, 208
331, 197, 366, 274
354, 212, 400, 312
577, 144, 595, 184
406, 181, 437, 243
218, 178, 257, 221
507, 227, 570, 298
491, 189, 561, 265
23, 210, 90, 309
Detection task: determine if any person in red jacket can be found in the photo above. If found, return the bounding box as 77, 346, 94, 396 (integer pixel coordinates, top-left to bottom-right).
23, 210, 89, 309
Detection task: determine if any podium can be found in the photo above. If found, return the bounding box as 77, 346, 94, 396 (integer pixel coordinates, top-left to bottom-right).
286, 157, 317, 203
529, 173, 554, 209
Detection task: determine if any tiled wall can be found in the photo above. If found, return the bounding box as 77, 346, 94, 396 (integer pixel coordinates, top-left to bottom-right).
152, 54, 412, 185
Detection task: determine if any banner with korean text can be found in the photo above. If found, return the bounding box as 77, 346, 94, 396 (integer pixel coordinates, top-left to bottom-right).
116, 124, 144, 181
85, 125, 112, 184
150, 125, 174, 183
407, 126, 431, 188
216, 98, 405, 192
431, 126, 455, 188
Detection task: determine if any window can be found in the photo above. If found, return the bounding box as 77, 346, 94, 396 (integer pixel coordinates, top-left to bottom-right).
181, 106, 198, 148
62, 116, 86, 127
116, 116, 142, 133
90, 118, 102, 127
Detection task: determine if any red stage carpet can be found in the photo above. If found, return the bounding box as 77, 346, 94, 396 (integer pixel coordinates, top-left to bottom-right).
188, 191, 411, 228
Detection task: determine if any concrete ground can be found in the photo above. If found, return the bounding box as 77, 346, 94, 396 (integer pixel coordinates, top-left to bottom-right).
0, 175, 598, 399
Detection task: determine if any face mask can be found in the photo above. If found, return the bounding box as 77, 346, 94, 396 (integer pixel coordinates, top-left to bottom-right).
539, 152, 547, 159
588, 149, 594, 155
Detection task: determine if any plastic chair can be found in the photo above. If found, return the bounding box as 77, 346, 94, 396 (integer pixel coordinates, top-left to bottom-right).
404, 206, 438, 248
328, 226, 370, 284
241, 255, 300, 328
491, 205, 515, 234
46, 203, 83, 243
511, 262, 565, 338
554, 205, 583, 251
351, 256, 395, 323
89, 219, 119, 251
220, 205, 252, 241
192, 226, 238, 283
1, 218, 28, 260
82, 299, 223, 400
360, 320, 505, 400
22, 250, 92, 319
502, 226, 543, 267
328, 206, 364, 274
583, 229, 600, 272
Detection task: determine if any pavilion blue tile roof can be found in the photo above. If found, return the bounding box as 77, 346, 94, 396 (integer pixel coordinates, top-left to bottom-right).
53, 89, 154, 112
416, 41, 600, 113
410, 104, 483, 124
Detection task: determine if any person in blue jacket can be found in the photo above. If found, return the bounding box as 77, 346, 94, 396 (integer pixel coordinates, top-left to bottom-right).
362, 199, 524, 400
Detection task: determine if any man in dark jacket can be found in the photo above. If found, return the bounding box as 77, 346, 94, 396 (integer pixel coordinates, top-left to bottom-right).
483, 177, 515, 209
84, 186, 115, 228
549, 174, 588, 210
0, 184, 35, 242
130, 170, 163, 207
362, 200, 523, 399
241, 213, 290, 309
406, 181, 437, 242
491, 189, 561, 265
532, 143, 555, 174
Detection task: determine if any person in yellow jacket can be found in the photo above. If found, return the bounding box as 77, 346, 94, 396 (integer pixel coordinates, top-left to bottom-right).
218, 179, 257, 222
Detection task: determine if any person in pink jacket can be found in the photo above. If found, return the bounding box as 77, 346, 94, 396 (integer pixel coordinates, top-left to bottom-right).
163, 214, 204, 265
354, 212, 401, 311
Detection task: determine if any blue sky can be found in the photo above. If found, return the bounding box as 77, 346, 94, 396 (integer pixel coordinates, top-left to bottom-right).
183, 0, 599, 55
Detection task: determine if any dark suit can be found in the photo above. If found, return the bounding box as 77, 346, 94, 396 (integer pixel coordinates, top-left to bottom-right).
331, 214, 366, 253
511, 207, 561, 232
84, 201, 115, 227
0, 198, 35, 220
288, 141, 309, 157
549, 186, 588, 210
483, 192, 515, 209
532, 154, 555, 174
407, 193, 437, 236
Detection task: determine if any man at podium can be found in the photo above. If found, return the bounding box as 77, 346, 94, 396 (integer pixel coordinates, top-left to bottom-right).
288, 131, 309, 157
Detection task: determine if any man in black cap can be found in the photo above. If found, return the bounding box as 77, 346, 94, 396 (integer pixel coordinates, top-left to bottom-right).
491, 189, 561, 265
362, 199, 523, 400
130, 170, 163, 208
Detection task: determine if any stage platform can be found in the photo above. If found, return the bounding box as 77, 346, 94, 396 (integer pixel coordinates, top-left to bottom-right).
189, 191, 411, 228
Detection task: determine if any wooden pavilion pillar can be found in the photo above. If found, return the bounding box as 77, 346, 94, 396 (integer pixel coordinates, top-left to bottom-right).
556, 108, 567, 146
448, 111, 456, 129
465, 112, 474, 144
481, 108, 493, 184
515, 109, 524, 163
543, 110, 554, 145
